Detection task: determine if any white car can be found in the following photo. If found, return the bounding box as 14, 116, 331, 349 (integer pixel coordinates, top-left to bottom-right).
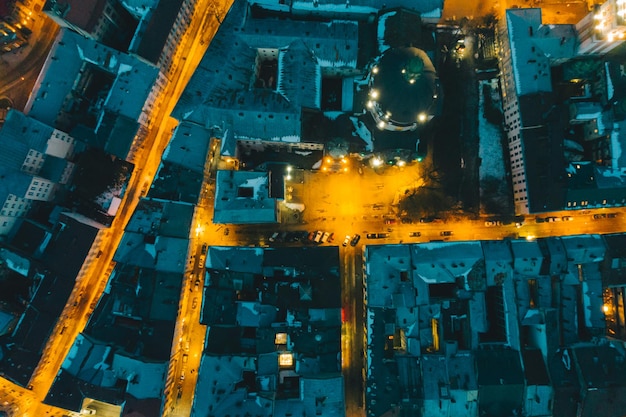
321, 232, 331, 243
342, 235, 351, 247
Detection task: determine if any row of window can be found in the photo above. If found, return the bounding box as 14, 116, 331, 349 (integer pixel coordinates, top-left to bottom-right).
2, 203, 25, 210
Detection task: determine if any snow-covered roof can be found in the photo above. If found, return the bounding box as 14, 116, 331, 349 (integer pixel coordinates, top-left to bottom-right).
506, 8, 576, 97
112, 353, 167, 399
206, 246, 264, 274
213, 170, 278, 224
412, 240, 484, 284
172, 1, 357, 144
510, 239, 543, 276
163, 122, 212, 173
560, 234, 606, 264
113, 232, 188, 273
481, 240, 513, 286
27, 28, 158, 127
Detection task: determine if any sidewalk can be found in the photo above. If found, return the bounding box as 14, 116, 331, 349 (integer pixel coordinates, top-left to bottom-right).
0, 10, 58, 92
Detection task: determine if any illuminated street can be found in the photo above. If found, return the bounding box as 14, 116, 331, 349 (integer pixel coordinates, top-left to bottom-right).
2, 0, 626, 416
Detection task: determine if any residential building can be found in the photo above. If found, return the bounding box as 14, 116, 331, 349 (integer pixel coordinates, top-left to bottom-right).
195, 245, 345, 417
0, 212, 102, 386
149, 121, 212, 204
213, 170, 279, 224
44, 199, 194, 415
497, 7, 626, 214
0, 110, 79, 237
172, 0, 359, 169
24, 28, 159, 161
576, 0, 626, 55
362, 235, 626, 417
43, 0, 138, 50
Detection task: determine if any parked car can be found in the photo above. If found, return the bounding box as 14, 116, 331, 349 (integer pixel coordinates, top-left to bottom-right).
545, 216, 560, 222
321, 232, 331, 243
377, 233, 389, 238
313, 231, 324, 243
485, 220, 499, 227
608, 213, 619, 218
441, 231, 453, 236
562, 216, 574, 221
401, 218, 413, 224
269, 232, 280, 242
201, 243, 207, 254
384, 218, 397, 225
409, 232, 421, 237
366, 233, 378, 239
593, 213, 607, 219
342, 235, 351, 247
420, 217, 434, 223
350, 234, 361, 246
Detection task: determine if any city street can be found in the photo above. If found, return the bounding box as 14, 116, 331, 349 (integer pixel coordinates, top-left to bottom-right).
0, 0, 621, 416
0, 0, 232, 415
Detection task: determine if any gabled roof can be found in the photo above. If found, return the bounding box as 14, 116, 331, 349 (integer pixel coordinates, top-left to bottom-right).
0, 110, 52, 170
510, 239, 543, 276
560, 234, 606, 264
172, 1, 358, 143
163, 122, 212, 173
412, 241, 484, 284
213, 170, 278, 224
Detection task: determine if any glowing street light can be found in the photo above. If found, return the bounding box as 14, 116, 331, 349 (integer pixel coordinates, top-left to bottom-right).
371, 156, 383, 167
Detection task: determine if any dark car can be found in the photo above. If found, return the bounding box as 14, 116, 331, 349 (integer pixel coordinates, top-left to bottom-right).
608, 213, 619, 218
401, 218, 413, 224
366, 233, 378, 239
377, 233, 389, 238
440, 231, 453, 236
201, 243, 207, 254
350, 234, 361, 246
593, 213, 607, 219
420, 217, 434, 223
409, 232, 421, 237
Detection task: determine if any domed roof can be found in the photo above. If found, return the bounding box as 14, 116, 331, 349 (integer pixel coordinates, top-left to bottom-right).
368, 47, 439, 130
